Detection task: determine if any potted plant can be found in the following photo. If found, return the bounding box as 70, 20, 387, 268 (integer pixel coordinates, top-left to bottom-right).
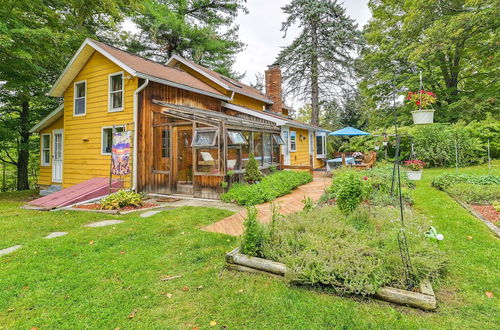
407, 90, 437, 125
352, 152, 364, 163
403, 160, 425, 180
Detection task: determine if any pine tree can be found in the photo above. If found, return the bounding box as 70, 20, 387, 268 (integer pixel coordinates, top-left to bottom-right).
244, 153, 263, 184
277, 0, 362, 126
127, 0, 247, 77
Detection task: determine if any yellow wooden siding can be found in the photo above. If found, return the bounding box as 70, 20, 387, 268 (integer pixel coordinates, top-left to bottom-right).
38, 116, 64, 186
290, 128, 311, 165
230, 93, 265, 111
62, 52, 138, 188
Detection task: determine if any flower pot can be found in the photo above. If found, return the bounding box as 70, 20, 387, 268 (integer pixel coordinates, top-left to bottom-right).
411, 109, 434, 125
407, 170, 423, 181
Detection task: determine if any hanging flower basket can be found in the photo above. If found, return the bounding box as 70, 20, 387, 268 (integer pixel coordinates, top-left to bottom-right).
404, 160, 425, 181
411, 109, 435, 125
407, 90, 437, 125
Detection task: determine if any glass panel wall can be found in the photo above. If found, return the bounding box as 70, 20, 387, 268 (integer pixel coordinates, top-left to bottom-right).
253, 132, 263, 166
263, 133, 272, 166
241, 131, 252, 168
196, 148, 219, 174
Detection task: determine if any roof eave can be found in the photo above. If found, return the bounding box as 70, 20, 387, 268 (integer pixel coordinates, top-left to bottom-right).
30, 104, 64, 133
137, 73, 231, 101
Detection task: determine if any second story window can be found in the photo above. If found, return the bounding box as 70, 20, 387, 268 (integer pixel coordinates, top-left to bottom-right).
109, 72, 124, 112
74, 81, 86, 116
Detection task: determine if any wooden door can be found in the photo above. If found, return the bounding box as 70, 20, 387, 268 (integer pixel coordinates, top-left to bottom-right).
174, 126, 193, 185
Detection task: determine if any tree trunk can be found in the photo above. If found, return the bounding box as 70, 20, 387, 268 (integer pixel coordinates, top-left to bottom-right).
310, 19, 320, 126
17, 100, 31, 190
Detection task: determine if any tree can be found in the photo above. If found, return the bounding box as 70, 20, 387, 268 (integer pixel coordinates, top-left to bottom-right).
277, 0, 362, 126
360, 0, 499, 127
323, 90, 366, 130
127, 0, 247, 76
0, 0, 134, 190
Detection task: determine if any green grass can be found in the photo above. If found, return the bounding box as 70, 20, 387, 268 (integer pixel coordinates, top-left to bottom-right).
0, 162, 499, 328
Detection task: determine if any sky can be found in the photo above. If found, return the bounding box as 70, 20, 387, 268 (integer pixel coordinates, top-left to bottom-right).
234, 0, 371, 86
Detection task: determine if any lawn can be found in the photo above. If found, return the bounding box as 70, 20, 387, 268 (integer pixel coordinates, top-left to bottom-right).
0, 162, 499, 329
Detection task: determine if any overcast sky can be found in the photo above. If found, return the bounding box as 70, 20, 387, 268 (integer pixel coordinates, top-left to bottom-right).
234, 0, 371, 85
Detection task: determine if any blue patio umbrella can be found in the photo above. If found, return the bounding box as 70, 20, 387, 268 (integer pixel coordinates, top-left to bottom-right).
329, 126, 370, 136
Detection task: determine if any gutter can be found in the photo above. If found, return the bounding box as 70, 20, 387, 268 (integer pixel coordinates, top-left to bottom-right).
132, 78, 149, 191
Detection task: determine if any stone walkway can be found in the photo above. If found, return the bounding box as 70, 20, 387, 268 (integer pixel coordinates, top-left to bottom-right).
202, 172, 330, 236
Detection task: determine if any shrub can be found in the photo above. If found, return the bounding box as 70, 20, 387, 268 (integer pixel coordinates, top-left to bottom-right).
432, 173, 500, 190
240, 206, 265, 257
221, 170, 312, 206
301, 196, 314, 212
493, 201, 500, 212
243, 153, 263, 183
447, 183, 500, 205
100, 190, 144, 210
336, 171, 363, 213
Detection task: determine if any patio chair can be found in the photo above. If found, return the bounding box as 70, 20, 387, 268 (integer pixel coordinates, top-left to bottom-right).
353, 151, 377, 170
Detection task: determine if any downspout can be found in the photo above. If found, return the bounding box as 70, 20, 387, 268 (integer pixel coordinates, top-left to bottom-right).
132, 78, 149, 191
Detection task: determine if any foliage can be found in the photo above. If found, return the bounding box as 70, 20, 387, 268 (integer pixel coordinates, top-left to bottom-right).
126, 0, 247, 77
240, 206, 266, 257
221, 170, 312, 206
447, 183, 500, 205
360, 0, 499, 127
243, 153, 263, 183
334, 171, 363, 213
277, 0, 362, 125
323, 166, 413, 208
301, 196, 314, 212
493, 201, 500, 212
336, 122, 490, 167
406, 90, 437, 110
260, 205, 447, 296
403, 160, 425, 171
432, 173, 500, 190
0, 0, 136, 190
99, 190, 144, 210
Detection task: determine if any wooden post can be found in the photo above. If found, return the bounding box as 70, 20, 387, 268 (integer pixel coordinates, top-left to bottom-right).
309, 154, 314, 174
341, 153, 346, 166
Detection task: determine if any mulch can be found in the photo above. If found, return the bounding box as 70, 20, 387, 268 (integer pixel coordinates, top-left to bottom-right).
75, 202, 159, 211
471, 204, 499, 225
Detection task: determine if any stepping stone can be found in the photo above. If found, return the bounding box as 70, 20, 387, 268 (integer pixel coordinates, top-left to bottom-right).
84, 220, 124, 228
0, 245, 22, 257
44, 232, 68, 239
140, 210, 161, 218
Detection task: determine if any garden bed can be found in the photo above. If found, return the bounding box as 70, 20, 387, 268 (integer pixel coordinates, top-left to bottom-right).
432, 173, 500, 237
225, 167, 445, 311
225, 247, 437, 310
72, 202, 160, 214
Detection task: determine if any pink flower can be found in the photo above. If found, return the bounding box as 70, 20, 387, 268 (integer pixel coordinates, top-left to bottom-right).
363, 176, 368, 181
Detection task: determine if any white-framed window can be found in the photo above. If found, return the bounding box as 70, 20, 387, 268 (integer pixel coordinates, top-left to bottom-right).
227, 131, 248, 145
316, 133, 327, 158
41, 134, 51, 166
192, 129, 218, 147
74, 81, 86, 116
101, 126, 125, 155
108, 72, 124, 112
290, 131, 297, 152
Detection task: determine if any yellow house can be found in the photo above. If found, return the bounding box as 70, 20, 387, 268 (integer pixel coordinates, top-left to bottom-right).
31, 38, 329, 199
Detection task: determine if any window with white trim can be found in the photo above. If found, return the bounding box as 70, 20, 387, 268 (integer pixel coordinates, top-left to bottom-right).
109, 73, 124, 112
316, 134, 326, 158
290, 131, 297, 152
74, 81, 86, 116
102, 126, 125, 155
192, 129, 217, 147
41, 134, 51, 166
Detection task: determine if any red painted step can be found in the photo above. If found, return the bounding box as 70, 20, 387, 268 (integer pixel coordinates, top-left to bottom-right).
29, 178, 122, 208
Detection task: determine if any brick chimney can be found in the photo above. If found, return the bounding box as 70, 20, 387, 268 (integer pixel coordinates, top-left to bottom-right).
265, 63, 283, 114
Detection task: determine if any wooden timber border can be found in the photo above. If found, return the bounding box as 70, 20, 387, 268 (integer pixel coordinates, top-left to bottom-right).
447, 193, 500, 238
226, 247, 437, 311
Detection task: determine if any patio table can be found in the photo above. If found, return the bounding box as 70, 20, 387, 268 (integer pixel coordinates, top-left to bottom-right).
327, 157, 355, 172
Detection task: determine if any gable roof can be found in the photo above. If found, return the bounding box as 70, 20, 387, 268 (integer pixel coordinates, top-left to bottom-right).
30, 104, 64, 133
48, 39, 229, 101
166, 55, 273, 105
